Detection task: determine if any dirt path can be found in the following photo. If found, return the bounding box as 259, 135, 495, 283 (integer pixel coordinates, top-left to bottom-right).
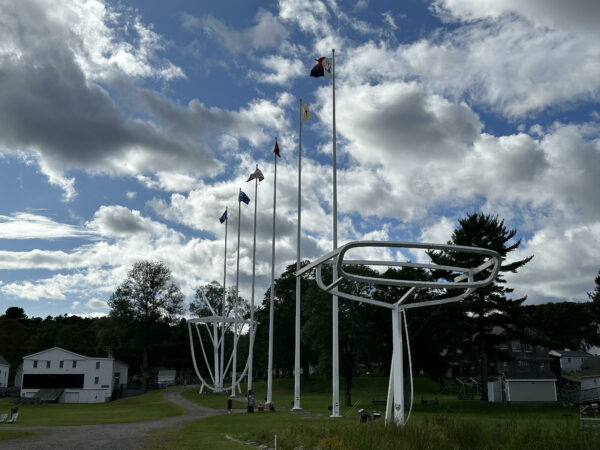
0, 387, 227, 449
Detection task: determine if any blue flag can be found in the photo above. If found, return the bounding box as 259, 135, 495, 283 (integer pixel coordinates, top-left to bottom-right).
239, 191, 251, 205
219, 209, 227, 223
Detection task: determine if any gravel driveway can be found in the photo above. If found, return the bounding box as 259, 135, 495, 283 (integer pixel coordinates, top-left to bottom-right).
0, 387, 228, 449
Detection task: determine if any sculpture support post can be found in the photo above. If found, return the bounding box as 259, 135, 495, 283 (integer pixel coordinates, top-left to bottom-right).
267, 148, 277, 404
391, 307, 405, 425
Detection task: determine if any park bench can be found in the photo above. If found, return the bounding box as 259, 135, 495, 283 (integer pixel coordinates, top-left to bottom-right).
6, 413, 18, 424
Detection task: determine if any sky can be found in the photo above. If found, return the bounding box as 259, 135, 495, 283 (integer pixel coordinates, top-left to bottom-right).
0, 0, 599, 319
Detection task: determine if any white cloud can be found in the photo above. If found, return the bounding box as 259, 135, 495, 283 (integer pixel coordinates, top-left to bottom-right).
126, 191, 137, 199
0, 213, 93, 240
86, 298, 107, 309
250, 56, 304, 85
184, 9, 289, 53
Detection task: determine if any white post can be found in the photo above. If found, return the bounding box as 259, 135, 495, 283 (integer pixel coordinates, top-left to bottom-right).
267, 142, 278, 404
331, 48, 341, 418
232, 191, 242, 397
248, 166, 259, 393
385, 357, 394, 424
220, 207, 228, 391
293, 100, 303, 411
391, 307, 404, 425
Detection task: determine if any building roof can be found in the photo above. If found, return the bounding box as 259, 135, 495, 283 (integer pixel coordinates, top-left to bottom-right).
22, 347, 127, 366
504, 370, 556, 381
0, 355, 10, 367
550, 350, 592, 358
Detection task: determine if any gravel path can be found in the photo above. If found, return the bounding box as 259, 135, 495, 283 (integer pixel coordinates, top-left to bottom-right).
0, 387, 229, 449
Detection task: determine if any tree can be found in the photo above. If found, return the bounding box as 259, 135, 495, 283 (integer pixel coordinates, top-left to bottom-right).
108, 260, 184, 389
429, 213, 533, 400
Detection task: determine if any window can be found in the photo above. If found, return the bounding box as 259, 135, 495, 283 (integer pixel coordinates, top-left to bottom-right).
60, 361, 64, 368
96, 361, 100, 370
46, 361, 51, 368
518, 360, 529, 367
567, 357, 571, 363
94, 376, 99, 385
73, 360, 77, 368
33, 360, 38, 368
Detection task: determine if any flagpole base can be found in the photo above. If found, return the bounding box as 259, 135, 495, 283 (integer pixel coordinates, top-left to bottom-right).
329, 413, 342, 418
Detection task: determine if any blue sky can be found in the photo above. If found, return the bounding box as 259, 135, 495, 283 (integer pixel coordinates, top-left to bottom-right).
0, 0, 599, 318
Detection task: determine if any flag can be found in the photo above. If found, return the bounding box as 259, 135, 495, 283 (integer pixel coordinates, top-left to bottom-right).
239, 191, 251, 204
273, 138, 280, 158
219, 209, 227, 223
247, 167, 264, 182
301, 103, 310, 122
310, 57, 332, 78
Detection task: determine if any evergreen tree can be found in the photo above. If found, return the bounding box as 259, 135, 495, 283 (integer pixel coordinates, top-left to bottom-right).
429, 213, 533, 400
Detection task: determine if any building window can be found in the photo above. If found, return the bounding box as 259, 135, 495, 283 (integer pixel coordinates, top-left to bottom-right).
94, 377, 99, 385
46, 361, 51, 368
518, 360, 529, 367
96, 361, 100, 370
33, 360, 38, 368
73, 360, 77, 368
567, 357, 571, 363
60, 361, 64, 368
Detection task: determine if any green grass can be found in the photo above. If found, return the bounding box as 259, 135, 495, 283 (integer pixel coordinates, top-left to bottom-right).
0, 430, 39, 442
0, 389, 184, 426
146, 376, 597, 449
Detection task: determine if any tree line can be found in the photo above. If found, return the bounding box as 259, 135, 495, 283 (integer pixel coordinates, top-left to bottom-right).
1, 213, 599, 404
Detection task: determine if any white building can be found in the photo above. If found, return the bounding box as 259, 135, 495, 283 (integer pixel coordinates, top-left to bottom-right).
20, 347, 128, 403
156, 369, 176, 386
549, 349, 592, 372
0, 355, 10, 388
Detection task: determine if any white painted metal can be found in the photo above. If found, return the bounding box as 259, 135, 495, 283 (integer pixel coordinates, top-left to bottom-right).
295, 240, 502, 426
293, 99, 303, 411
267, 146, 277, 405
330, 47, 341, 419
220, 207, 228, 391
231, 190, 243, 397
248, 165, 259, 393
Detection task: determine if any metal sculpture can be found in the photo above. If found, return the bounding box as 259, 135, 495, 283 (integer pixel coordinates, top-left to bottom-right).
188, 288, 257, 394
296, 240, 502, 426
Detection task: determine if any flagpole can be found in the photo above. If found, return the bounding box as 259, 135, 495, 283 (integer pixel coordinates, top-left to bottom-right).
330, 48, 341, 418
231, 191, 242, 397
221, 206, 228, 391
267, 140, 278, 405
248, 165, 259, 395
293, 100, 303, 411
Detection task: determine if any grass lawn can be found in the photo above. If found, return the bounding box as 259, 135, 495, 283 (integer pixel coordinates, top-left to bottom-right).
0, 388, 184, 426
145, 376, 600, 449
0, 430, 39, 442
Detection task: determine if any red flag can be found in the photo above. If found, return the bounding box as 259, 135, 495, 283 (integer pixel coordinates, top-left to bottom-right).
273, 138, 280, 158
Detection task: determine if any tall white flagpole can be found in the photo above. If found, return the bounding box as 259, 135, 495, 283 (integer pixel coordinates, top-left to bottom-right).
231, 191, 242, 397
293, 100, 303, 411
331, 48, 341, 418
221, 206, 228, 391
248, 165, 259, 394
267, 139, 278, 405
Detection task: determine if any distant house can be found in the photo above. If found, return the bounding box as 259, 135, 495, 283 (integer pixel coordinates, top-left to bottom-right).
491, 327, 552, 376
19, 347, 128, 403
549, 349, 592, 372
503, 371, 557, 402
0, 355, 10, 388
580, 356, 600, 404
156, 369, 177, 386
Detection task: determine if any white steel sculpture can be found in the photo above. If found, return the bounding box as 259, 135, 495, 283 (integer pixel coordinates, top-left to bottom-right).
296, 240, 502, 426
188, 288, 257, 394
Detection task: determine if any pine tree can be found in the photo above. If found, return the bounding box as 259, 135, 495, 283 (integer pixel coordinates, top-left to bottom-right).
429, 213, 533, 400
